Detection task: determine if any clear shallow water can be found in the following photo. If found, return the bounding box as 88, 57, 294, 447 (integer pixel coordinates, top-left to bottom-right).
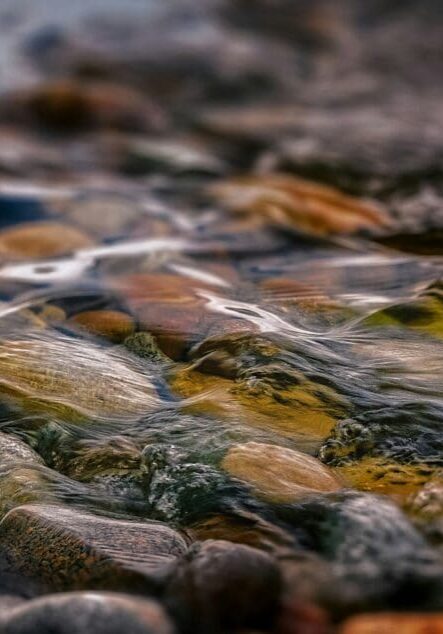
0, 0, 442, 628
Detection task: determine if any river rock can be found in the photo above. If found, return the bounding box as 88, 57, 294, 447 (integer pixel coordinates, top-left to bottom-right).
3, 80, 165, 133
0, 504, 188, 594
70, 310, 135, 343
340, 613, 443, 634
222, 442, 342, 503
0, 222, 93, 260
275, 491, 443, 611
170, 361, 347, 446
0, 331, 160, 421
209, 173, 388, 237
56, 193, 141, 238
0, 432, 57, 519
111, 273, 241, 360
0, 592, 176, 634
165, 539, 281, 633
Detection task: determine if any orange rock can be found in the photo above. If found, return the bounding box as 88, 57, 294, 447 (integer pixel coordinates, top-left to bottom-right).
340, 613, 443, 634
222, 442, 343, 503
70, 310, 135, 343
210, 173, 388, 236
0, 222, 93, 260
110, 273, 240, 359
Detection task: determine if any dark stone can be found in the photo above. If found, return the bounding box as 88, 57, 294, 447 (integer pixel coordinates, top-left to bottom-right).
165, 539, 282, 633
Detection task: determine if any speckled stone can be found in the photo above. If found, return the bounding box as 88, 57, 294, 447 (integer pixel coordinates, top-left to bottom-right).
0, 505, 188, 594
0, 592, 176, 634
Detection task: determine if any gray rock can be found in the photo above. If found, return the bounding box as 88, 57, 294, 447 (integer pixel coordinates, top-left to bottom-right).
0, 592, 175, 634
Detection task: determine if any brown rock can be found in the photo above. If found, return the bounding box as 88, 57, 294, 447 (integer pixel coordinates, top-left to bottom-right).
70, 310, 135, 343
0, 504, 188, 594
165, 539, 281, 633
340, 613, 443, 634
110, 274, 220, 359
0, 332, 160, 421
209, 173, 388, 236
0, 222, 93, 260
222, 442, 342, 503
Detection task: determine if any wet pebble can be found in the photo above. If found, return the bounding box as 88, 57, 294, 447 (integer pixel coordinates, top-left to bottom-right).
222, 442, 342, 503
70, 310, 135, 343
0, 222, 93, 260
0, 331, 160, 420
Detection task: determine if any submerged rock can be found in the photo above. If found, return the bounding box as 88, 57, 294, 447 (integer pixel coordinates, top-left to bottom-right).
0, 432, 55, 518
0, 222, 93, 260
70, 310, 135, 343
0, 332, 160, 421
276, 491, 443, 611
222, 442, 342, 503
364, 283, 443, 340
124, 332, 171, 363
170, 361, 347, 445
0, 592, 176, 634
0, 504, 187, 594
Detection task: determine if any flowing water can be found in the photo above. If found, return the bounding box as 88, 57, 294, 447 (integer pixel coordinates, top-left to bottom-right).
0, 1, 443, 631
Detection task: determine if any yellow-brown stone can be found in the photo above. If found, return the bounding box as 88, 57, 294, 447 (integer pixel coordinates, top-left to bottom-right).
70, 310, 135, 343
0, 222, 93, 260
335, 457, 439, 500
209, 173, 389, 236
340, 613, 443, 634
170, 366, 346, 445
222, 442, 342, 503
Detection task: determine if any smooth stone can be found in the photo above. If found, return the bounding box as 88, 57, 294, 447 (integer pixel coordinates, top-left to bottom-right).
0, 331, 160, 421
222, 442, 342, 503
340, 613, 443, 634
70, 310, 135, 343
209, 173, 389, 237
0, 432, 56, 519
56, 193, 141, 238
165, 539, 281, 633
0, 592, 176, 634
0, 222, 93, 260
0, 504, 188, 594
0, 432, 44, 467
111, 273, 239, 360
188, 512, 297, 555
